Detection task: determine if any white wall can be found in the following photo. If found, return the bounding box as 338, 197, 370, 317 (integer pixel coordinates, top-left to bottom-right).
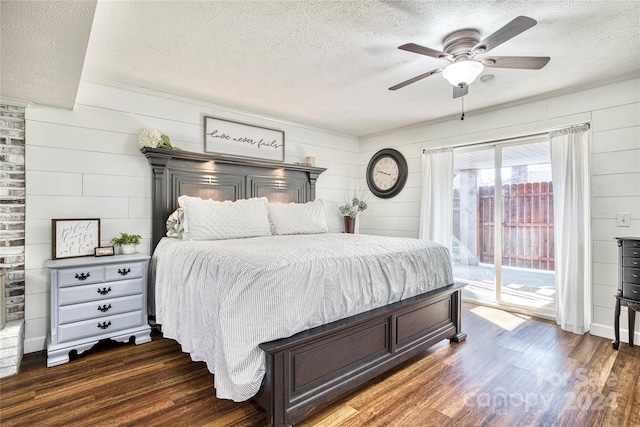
23, 76, 640, 352
24, 80, 359, 353
360, 76, 640, 342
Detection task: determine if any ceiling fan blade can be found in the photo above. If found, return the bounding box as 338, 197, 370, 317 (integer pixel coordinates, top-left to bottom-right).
398, 43, 451, 60
453, 84, 468, 99
472, 16, 537, 54
482, 56, 550, 69
389, 68, 443, 91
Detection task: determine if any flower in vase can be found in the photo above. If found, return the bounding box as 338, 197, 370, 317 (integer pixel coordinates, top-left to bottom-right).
338, 194, 368, 219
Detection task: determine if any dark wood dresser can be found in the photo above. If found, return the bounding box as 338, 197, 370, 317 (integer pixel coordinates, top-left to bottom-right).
612, 237, 640, 349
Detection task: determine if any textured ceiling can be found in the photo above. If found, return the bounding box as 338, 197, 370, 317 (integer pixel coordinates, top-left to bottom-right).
2, 1, 639, 136
0, 1, 96, 109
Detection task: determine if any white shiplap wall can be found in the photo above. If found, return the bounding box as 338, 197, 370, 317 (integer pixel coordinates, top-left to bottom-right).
24, 80, 359, 353
591, 102, 640, 342
360, 76, 640, 342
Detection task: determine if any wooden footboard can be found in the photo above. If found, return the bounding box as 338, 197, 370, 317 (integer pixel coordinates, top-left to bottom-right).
255, 283, 466, 427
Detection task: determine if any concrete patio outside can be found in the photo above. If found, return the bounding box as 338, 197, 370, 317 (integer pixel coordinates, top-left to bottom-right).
454, 263, 556, 313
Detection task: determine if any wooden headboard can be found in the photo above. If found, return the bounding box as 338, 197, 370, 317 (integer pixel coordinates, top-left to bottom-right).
143, 147, 326, 253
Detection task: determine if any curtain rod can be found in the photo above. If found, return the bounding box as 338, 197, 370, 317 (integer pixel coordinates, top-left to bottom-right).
422, 122, 590, 153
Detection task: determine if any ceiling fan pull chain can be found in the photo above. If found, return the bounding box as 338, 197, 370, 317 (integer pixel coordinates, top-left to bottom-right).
461, 96, 465, 121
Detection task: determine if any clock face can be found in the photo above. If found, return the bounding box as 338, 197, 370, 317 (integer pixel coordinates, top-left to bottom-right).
372, 157, 400, 191
366, 148, 408, 199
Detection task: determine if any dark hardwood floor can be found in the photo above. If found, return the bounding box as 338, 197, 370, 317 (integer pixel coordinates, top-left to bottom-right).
1, 304, 638, 426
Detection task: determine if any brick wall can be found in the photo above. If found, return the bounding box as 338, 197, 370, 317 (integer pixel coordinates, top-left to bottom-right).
0, 105, 26, 322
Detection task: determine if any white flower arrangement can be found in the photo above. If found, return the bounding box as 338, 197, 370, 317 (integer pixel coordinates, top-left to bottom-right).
138, 128, 173, 150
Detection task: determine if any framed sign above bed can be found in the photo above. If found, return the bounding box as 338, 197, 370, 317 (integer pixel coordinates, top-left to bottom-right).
204, 116, 285, 162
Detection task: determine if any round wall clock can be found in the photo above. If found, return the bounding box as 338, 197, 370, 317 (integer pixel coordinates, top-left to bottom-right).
366, 148, 408, 198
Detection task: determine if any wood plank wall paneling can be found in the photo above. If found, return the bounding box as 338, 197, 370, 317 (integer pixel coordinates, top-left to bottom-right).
23, 80, 360, 353
591, 103, 640, 339
1, 303, 638, 427
359, 77, 640, 343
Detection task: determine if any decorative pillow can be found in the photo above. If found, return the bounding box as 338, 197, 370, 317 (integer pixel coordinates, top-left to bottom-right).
178, 196, 272, 240
267, 199, 329, 235
166, 207, 184, 238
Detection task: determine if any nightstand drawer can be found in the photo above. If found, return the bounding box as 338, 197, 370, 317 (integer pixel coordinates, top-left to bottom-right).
58, 310, 145, 343
58, 278, 144, 305
623, 240, 640, 248
622, 267, 640, 284
622, 283, 640, 301
58, 266, 105, 287
623, 257, 640, 268
105, 262, 145, 281
623, 247, 640, 257
58, 294, 144, 324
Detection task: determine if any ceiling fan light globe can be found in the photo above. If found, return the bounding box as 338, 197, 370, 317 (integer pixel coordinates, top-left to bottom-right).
442, 61, 484, 87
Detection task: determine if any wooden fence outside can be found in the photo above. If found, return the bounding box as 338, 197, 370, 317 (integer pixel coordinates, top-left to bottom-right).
478, 182, 555, 271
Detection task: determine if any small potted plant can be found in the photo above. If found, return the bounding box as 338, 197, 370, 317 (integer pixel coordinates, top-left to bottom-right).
111, 232, 142, 255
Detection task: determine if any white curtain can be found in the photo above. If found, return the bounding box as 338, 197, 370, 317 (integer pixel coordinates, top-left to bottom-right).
550, 124, 592, 334
419, 147, 453, 250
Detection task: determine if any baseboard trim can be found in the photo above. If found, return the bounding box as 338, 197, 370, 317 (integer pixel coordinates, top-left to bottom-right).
24, 336, 46, 354
590, 322, 640, 344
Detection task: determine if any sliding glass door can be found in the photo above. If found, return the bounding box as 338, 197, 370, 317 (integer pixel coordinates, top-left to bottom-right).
452, 146, 496, 305
499, 143, 555, 313
453, 139, 556, 317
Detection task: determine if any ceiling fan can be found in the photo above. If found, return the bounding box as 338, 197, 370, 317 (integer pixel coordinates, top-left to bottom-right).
389, 16, 550, 99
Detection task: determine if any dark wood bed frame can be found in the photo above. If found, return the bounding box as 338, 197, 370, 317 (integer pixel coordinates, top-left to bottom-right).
144, 147, 466, 427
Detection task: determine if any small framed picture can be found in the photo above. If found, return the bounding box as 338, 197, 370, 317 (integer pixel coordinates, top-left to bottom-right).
94, 246, 115, 257
51, 218, 101, 260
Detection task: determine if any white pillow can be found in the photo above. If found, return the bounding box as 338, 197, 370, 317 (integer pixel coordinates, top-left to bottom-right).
268, 200, 329, 235
178, 196, 272, 240
166, 207, 184, 238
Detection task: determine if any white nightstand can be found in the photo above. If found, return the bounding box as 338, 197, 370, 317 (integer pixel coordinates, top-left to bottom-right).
45, 254, 152, 367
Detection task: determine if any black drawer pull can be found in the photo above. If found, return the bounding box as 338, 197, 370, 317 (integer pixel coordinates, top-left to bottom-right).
118, 268, 131, 276
97, 304, 112, 312
97, 321, 111, 330
97, 287, 111, 295
75, 272, 90, 281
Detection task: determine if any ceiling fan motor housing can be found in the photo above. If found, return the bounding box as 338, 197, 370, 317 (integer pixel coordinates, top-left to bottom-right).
443, 29, 481, 59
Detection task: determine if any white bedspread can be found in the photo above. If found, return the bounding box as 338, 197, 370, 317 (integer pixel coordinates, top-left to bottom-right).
152, 233, 453, 402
